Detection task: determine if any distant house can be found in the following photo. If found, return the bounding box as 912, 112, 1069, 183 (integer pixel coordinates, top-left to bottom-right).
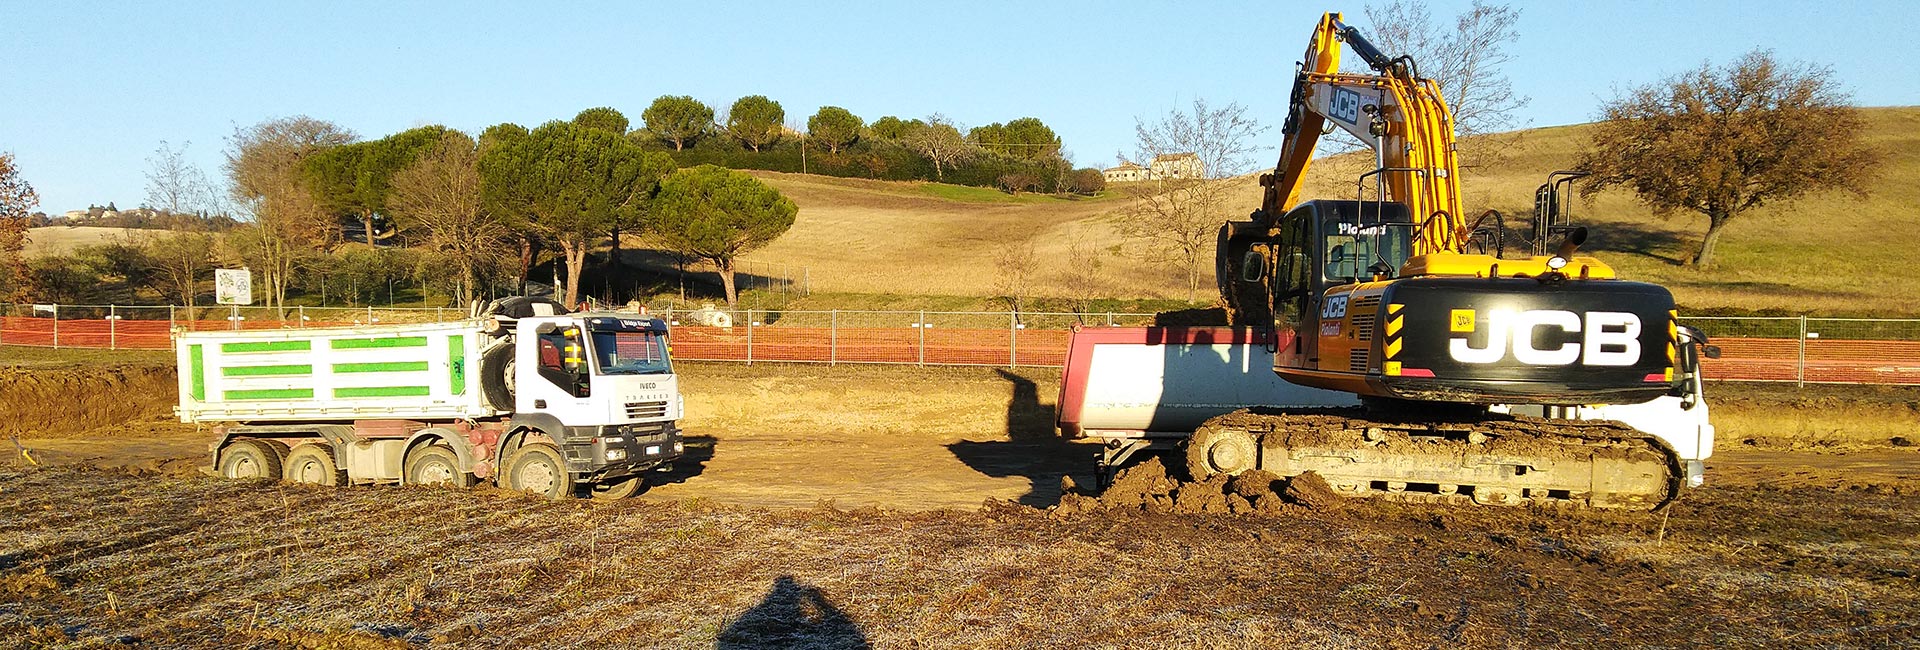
1102, 161, 1148, 184
1149, 152, 1203, 180
1103, 152, 1205, 184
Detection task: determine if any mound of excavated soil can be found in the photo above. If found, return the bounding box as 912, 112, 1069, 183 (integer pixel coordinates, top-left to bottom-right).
1050, 458, 1343, 517
0, 365, 183, 439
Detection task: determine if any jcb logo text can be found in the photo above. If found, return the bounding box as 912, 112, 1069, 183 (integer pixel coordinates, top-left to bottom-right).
1447, 310, 1642, 366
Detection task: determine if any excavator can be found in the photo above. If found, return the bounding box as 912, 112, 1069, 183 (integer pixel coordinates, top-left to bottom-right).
1192, 13, 1707, 509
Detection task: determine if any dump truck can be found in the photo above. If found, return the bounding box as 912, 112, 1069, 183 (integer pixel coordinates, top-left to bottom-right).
177, 298, 683, 499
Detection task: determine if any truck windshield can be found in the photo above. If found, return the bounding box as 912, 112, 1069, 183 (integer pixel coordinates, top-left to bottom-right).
590, 331, 671, 375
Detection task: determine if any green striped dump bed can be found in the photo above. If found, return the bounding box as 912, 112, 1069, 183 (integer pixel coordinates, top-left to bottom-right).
175, 320, 495, 423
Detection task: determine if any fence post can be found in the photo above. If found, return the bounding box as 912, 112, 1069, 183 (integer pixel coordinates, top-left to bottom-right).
746, 310, 754, 365
436, 307, 445, 322
1106, 311, 1114, 327
168, 305, 176, 332
1797, 315, 1808, 388
830, 309, 838, 366
108, 305, 117, 350
367, 305, 374, 324
52, 304, 59, 349
297, 305, 305, 328
1009, 312, 1018, 368
918, 310, 926, 366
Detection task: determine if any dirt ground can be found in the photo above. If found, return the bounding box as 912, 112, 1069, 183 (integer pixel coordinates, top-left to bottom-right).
3, 355, 1919, 647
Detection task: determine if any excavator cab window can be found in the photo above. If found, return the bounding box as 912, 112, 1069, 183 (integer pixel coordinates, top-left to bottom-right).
1323, 225, 1412, 282
1274, 210, 1314, 328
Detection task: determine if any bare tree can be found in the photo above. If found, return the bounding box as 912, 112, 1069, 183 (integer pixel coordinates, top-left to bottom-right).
1132, 98, 1268, 181
990, 234, 1039, 317
1117, 99, 1267, 302
223, 116, 356, 313
144, 141, 219, 216
1364, 0, 1527, 139
142, 231, 216, 316
904, 114, 976, 181
1578, 51, 1880, 269
388, 131, 508, 306
1052, 232, 1110, 318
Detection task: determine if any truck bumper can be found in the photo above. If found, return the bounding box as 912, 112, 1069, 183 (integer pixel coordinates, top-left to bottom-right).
563, 423, 684, 481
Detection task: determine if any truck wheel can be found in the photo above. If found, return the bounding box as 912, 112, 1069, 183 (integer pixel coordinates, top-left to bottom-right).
479, 343, 516, 411
504, 444, 573, 499
590, 476, 646, 500
283, 445, 344, 486
1186, 426, 1258, 480
219, 440, 282, 481
405, 445, 473, 488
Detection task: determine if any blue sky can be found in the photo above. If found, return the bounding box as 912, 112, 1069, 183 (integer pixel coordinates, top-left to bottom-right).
3, 0, 1916, 213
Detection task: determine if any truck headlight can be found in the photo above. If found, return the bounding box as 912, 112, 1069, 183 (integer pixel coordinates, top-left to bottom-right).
673, 441, 684, 453
606, 449, 627, 461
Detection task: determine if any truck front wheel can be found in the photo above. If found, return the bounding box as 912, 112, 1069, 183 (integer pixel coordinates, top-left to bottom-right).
504, 444, 573, 499
405, 445, 473, 488
283, 445, 344, 486
590, 476, 646, 500
219, 440, 282, 481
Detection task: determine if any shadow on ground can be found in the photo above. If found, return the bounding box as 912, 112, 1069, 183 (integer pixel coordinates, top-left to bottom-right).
946, 369, 1093, 508
716, 575, 869, 649
648, 434, 715, 489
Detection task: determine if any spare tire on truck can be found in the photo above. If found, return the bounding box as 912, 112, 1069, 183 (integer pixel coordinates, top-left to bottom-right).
480, 296, 569, 320
479, 342, 516, 411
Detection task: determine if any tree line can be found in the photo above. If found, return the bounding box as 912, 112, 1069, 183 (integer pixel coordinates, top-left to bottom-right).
633, 96, 1106, 195
4, 110, 799, 312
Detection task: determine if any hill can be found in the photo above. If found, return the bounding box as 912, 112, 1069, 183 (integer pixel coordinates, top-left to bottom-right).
21, 226, 139, 257
751, 106, 1920, 314
22, 108, 1916, 315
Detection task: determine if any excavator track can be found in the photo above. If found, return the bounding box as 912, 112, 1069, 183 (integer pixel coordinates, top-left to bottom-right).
1186, 408, 1684, 511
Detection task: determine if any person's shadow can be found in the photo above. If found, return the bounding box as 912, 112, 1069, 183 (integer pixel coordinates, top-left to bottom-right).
716, 575, 869, 649
945, 369, 1091, 507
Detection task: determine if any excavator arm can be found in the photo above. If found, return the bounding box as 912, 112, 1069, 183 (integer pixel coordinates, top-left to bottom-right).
1260, 12, 1464, 255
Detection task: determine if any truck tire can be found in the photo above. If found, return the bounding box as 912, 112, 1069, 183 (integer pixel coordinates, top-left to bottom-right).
1185, 426, 1258, 480
590, 476, 646, 500
479, 342, 516, 411
405, 445, 473, 488
283, 444, 344, 486
504, 444, 573, 499
219, 440, 282, 481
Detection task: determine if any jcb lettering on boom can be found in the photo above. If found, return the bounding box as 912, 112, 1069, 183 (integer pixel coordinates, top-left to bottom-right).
1446, 309, 1642, 366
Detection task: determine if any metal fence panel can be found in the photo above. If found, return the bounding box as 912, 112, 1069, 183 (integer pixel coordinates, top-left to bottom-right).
10, 304, 1920, 384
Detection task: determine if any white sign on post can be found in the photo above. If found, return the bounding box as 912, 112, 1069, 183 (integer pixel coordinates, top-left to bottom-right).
215, 268, 254, 305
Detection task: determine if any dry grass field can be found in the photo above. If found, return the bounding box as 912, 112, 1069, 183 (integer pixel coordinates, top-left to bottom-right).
24, 108, 1917, 314
0, 463, 1916, 648
741, 107, 1920, 313
2, 354, 1919, 646
19, 226, 133, 258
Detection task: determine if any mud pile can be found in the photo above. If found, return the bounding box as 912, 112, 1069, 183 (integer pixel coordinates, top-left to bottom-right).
1050, 457, 1345, 517
0, 364, 180, 438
